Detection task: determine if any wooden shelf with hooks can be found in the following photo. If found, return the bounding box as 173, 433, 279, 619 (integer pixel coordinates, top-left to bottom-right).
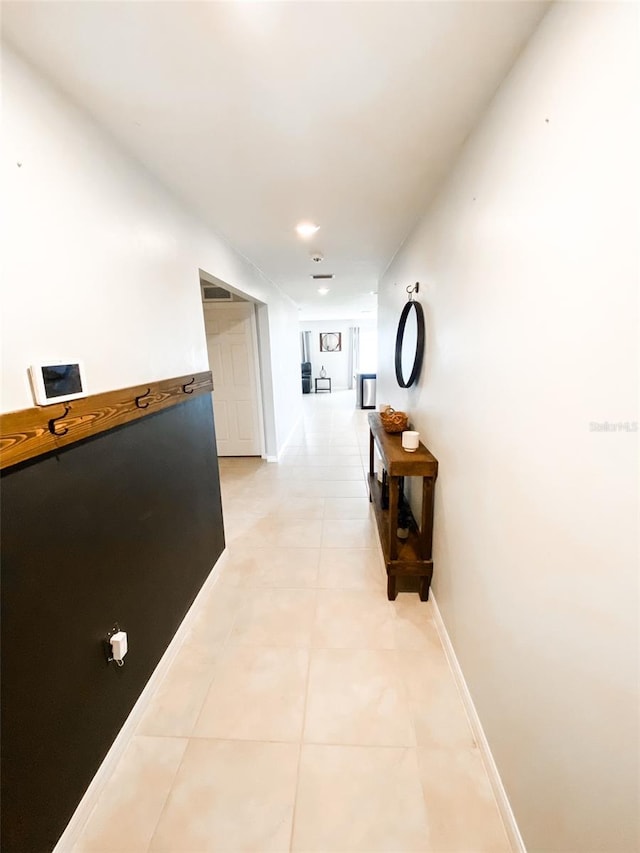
0, 371, 213, 470
368, 412, 438, 601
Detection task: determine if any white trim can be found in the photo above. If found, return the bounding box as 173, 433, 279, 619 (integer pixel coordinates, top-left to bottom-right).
430, 591, 527, 853
249, 304, 267, 459
272, 413, 302, 462
254, 303, 278, 460
52, 552, 228, 852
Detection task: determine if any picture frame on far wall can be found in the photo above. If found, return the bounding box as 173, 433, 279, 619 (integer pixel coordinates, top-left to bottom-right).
320, 332, 342, 353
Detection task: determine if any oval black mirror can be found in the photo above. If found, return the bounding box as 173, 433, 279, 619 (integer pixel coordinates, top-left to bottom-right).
395, 300, 425, 388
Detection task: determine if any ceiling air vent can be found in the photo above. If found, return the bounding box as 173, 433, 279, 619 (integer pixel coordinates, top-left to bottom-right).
201, 284, 233, 302
311, 274, 335, 280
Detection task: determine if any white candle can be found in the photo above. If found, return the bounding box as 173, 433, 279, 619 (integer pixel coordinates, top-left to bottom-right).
402, 430, 420, 452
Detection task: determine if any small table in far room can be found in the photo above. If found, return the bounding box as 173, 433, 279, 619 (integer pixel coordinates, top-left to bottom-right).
315, 377, 331, 393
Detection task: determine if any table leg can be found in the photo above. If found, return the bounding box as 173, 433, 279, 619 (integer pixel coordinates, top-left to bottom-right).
388, 476, 399, 561
421, 477, 435, 560
419, 577, 430, 601
369, 430, 375, 502
369, 430, 374, 479
387, 575, 397, 601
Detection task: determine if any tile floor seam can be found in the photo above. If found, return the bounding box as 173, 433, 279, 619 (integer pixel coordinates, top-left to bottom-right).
287, 631, 313, 853
393, 647, 424, 752
184, 735, 305, 746
187, 644, 237, 738
300, 739, 423, 750
142, 736, 190, 853
218, 597, 242, 647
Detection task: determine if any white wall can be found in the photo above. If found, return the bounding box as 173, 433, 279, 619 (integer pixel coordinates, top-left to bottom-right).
1, 45, 301, 457
377, 4, 639, 851
359, 321, 378, 374
300, 318, 377, 389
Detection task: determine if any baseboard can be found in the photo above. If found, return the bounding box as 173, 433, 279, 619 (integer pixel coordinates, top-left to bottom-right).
429, 591, 527, 853
52, 551, 228, 852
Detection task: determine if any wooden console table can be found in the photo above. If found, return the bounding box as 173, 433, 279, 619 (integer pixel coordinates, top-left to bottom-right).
367, 412, 438, 601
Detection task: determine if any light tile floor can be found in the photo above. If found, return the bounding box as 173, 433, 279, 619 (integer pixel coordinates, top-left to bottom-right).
74, 390, 510, 853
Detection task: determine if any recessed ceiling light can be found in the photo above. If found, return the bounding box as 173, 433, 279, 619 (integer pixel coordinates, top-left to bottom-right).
369, 291, 377, 296
318, 287, 330, 295
296, 222, 320, 239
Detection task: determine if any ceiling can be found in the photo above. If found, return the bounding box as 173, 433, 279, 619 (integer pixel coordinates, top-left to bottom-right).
2, 1, 548, 321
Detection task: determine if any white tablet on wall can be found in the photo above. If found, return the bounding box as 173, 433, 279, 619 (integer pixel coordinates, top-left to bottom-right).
29, 361, 87, 406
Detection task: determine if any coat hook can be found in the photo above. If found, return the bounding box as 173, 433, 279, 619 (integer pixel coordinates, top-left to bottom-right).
406, 282, 420, 301
48, 404, 71, 436
182, 377, 195, 394
135, 388, 152, 409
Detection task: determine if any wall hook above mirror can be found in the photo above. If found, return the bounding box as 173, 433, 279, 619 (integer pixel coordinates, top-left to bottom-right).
406, 282, 420, 301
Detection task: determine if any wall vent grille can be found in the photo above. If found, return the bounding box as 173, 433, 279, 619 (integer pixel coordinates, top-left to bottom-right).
202, 284, 233, 301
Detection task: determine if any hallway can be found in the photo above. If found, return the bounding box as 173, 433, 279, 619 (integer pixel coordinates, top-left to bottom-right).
74, 391, 509, 852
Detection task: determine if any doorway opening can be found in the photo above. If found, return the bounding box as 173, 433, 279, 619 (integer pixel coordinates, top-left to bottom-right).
199, 270, 276, 459
298, 321, 378, 409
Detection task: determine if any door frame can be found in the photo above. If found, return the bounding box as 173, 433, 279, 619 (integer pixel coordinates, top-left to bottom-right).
199, 270, 277, 460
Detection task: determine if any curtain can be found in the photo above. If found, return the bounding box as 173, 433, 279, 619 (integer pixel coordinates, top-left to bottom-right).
348, 326, 360, 389
300, 330, 311, 363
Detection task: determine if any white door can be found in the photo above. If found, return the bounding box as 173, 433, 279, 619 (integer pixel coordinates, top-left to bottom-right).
204, 302, 262, 456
